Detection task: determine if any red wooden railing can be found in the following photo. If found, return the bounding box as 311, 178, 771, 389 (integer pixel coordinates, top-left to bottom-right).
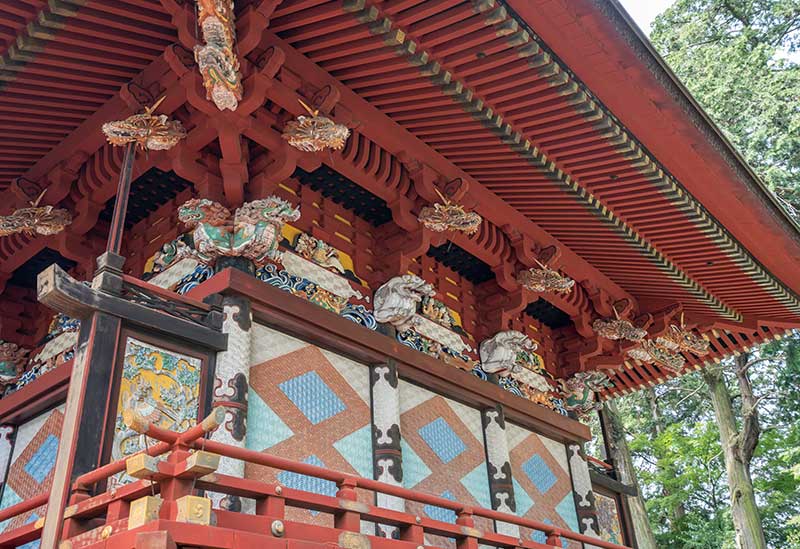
0, 408, 631, 549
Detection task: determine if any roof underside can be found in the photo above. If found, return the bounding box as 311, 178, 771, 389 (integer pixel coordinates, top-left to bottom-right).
1, 0, 798, 396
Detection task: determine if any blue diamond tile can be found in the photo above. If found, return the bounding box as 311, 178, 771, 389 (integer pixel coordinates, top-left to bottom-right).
18, 514, 41, 549
418, 418, 466, 464
512, 478, 534, 517
522, 454, 557, 494
460, 463, 491, 510
333, 425, 373, 479
423, 490, 457, 523
278, 455, 337, 497
0, 486, 21, 532
401, 440, 432, 489
279, 371, 345, 425
24, 435, 59, 484
246, 390, 293, 450
556, 493, 579, 532
530, 519, 568, 547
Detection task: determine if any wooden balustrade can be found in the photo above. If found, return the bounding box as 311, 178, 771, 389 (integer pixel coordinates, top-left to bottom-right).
0, 408, 632, 549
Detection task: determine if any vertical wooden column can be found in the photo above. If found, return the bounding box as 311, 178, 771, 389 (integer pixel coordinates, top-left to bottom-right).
567, 442, 602, 547
369, 361, 404, 538
0, 425, 16, 495
208, 294, 252, 512
40, 309, 122, 548
481, 405, 519, 538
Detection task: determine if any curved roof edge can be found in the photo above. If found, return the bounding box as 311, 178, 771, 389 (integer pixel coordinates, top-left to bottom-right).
505, 0, 800, 298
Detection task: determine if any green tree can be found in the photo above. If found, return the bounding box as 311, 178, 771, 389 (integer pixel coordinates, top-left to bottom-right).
650, 0, 800, 210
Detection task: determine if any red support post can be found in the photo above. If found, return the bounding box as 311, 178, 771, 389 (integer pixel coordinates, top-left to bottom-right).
334, 478, 361, 532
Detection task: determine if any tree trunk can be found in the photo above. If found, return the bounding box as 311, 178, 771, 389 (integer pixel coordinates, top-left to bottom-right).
602, 400, 658, 549
702, 363, 767, 549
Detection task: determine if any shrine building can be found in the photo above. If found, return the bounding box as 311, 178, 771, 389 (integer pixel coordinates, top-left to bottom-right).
0, 1, 798, 548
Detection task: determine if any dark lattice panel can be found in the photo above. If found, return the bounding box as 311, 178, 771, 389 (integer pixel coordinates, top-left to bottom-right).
524, 298, 572, 330
99, 168, 192, 229
426, 243, 494, 285
294, 166, 392, 227
8, 248, 77, 289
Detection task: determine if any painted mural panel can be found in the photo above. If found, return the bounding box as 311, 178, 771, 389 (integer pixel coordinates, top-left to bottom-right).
246, 324, 373, 528
398, 380, 491, 547
0, 404, 65, 541
595, 492, 623, 545
111, 337, 202, 484
506, 422, 580, 548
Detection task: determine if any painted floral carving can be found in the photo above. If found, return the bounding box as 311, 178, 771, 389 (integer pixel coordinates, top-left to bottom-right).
282, 100, 350, 152
420, 295, 457, 330
558, 370, 613, 417
294, 233, 346, 274
0, 341, 28, 388
373, 274, 435, 331
177, 196, 301, 267
194, 0, 243, 111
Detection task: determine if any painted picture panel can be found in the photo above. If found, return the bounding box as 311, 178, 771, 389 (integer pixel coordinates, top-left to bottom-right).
111, 337, 202, 484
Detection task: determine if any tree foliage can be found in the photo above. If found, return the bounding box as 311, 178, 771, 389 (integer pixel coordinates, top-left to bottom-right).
650, 0, 800, 210
608, 2, 800, 546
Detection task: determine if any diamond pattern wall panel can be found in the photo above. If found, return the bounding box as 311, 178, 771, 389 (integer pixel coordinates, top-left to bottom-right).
507, 422, 580, 547
247, 324, 372, 528
399, 380, 491, 548
0, 404, 65, 537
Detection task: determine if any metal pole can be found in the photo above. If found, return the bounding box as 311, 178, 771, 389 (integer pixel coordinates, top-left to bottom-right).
105, 141, 136, 255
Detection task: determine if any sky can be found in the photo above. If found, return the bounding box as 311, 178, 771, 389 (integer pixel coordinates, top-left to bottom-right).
617, 0, 677, 33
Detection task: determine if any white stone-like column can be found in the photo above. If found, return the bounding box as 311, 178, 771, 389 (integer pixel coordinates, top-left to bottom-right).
481, 405, 520, 537
568, 442, 602, 548
370, 361, 404, 538
209, 294, 252, 513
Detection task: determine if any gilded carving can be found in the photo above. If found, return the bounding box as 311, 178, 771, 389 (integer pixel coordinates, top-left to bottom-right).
101, 97, 186, 151
194, 0, 243, 111
283, 100, 350, 152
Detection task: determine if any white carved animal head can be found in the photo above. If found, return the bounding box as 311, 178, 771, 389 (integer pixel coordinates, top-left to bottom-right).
479, 330, 537, 376
373, 274, 436, 329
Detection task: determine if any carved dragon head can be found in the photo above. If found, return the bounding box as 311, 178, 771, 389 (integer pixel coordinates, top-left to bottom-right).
178, 199, 231, 228
235, 196, 300, 226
